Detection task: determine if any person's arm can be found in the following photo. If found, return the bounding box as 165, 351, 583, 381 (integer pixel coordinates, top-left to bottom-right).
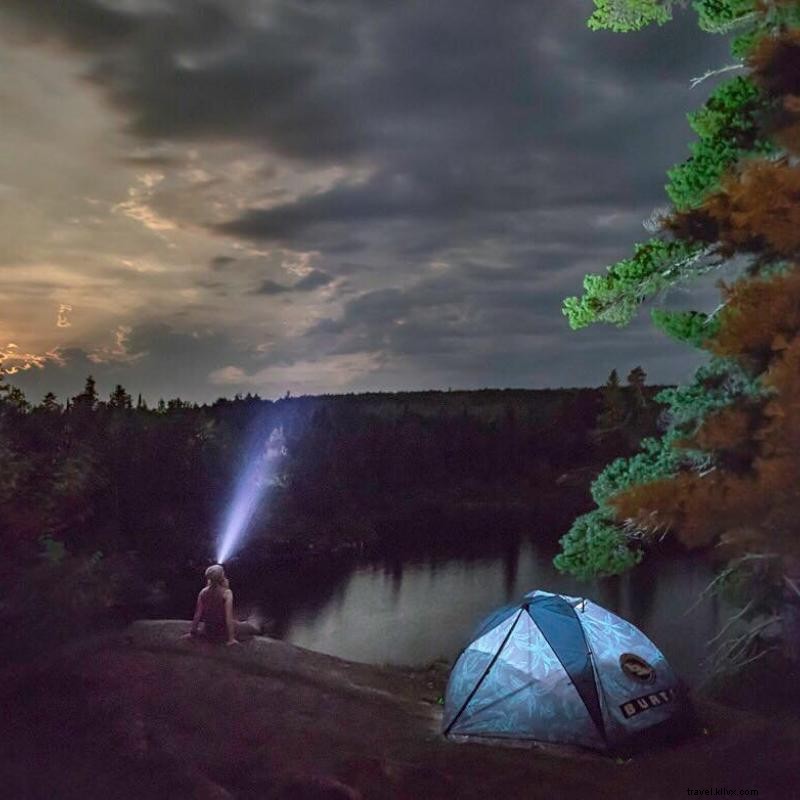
224, 590, 238, 645
183, 590, 204, 638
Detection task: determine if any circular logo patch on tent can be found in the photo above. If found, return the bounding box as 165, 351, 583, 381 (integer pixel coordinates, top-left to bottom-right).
620, 653, 655, 683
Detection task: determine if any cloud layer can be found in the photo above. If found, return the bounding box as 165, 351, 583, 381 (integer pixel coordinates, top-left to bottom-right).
2, 0, 732, 402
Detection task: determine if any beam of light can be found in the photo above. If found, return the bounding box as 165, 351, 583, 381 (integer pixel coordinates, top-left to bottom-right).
215, 423, 287, 564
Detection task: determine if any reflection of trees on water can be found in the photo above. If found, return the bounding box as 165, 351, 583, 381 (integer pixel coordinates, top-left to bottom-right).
627, 558, 658, 624
232, 557, 358, 639
598, 574, 623, 618
151, 487, 728, 688
225, 534, 532, 640
160, 526, 725, 686
502, 539, 520, 601
388, 558, 404, 602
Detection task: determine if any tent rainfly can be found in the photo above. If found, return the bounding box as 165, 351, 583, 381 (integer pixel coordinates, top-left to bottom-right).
442, 590, 691, 751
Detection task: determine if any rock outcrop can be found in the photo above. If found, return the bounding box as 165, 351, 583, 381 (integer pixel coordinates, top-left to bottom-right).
4, 619, 799, 799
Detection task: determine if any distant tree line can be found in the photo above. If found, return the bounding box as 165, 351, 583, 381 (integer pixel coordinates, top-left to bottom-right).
0, 368, 667, 655
0, 370, 664, 569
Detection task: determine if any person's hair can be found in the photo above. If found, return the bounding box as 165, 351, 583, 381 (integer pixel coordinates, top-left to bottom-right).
205, 564, 227, 589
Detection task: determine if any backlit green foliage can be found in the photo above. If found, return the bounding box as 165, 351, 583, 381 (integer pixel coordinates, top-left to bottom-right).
653, 356, 766, 431
667, 76, 777, 211
773, 2, 800, 30
687, 76, 761, 138
731, 26, 762, 57
553, 2, 800, 670
563, 74, 780, 332
554, 510, 643, 579
728, 2, 800, 57
693, 0, 757, 33
586, 358, 760, 514
556, 354, 767, 579
587, 0, 676, 32
563, 238, 706, 329
650, 308, 721, 348
590, 434, 684, 509
587, 0, 763, 34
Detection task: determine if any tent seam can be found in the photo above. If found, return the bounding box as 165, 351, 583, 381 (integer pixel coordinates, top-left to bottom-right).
443, 608, 523, 737
526, 599, 607, 746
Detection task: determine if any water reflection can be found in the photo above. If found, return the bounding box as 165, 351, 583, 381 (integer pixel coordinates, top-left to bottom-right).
238, 538, 730, 687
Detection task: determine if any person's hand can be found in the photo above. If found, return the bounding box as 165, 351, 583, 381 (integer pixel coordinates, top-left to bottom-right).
181, 631, 197, 640
226, 639, 239, 647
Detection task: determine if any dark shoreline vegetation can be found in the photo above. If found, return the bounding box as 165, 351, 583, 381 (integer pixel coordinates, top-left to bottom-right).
1, 374, 670, 655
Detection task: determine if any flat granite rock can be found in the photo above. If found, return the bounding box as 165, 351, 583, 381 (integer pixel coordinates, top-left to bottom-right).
124, 619, 438, 716
6, 620, 798, 800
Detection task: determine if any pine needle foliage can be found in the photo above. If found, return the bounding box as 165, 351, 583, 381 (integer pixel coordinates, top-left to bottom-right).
650, 309, 721, 347
558, 2, 800, 662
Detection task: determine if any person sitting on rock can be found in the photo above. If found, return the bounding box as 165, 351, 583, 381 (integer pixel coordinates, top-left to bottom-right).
184, 564, 262, 646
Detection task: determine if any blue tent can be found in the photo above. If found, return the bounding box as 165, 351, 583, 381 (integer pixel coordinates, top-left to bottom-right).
443, 590, 690, 751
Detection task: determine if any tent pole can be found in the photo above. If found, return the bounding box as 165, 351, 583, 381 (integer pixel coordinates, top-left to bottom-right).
444, 608, 523, 737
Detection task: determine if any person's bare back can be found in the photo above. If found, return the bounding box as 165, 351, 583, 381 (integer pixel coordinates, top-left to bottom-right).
184, 564, 262, 645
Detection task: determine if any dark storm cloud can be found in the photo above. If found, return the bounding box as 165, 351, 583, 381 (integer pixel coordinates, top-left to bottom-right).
2, 0, 738, 396
303, 272, 581, 368
3, 0, 371, 159
2, 0, 137, 50
3, 1, 731, 169
120, 153, 182, 169
251, 269, 333, 295
209, 255, 237, 271
298, 247, 727, 390
212, 2, 731, 248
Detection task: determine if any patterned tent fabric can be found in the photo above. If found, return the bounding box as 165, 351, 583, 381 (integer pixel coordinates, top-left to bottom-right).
443, 590, 688, 751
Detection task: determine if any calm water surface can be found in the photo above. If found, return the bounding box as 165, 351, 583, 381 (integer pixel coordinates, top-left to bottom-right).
229, 538, 729, 688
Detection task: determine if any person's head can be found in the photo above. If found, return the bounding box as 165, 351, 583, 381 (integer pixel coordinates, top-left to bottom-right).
205, 563, 229, 590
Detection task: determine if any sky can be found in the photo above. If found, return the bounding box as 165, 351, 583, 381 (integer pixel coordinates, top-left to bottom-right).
1, 0, 736, 404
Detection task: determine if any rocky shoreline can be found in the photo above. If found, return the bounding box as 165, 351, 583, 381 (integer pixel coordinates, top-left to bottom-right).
4, 620, 798, 799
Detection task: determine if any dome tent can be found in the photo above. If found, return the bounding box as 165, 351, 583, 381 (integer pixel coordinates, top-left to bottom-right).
442, 590, 691, 752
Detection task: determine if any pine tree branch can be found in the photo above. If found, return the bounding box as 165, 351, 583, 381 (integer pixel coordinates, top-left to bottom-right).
784, 574, 800, 600
700, 645, 780, 688
700, 10, 759, 35
707, 302, 727, 321
690, 62, 746, 90
725, 645, 780, 671
705, 614, 781, 669
707, 598, 756, 646
682, 553, 780, 617
620, 511, 672, 542
586, 244, 718, 324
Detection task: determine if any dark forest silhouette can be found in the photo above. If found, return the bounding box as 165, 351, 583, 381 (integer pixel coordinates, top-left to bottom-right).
1, 370, 664, 653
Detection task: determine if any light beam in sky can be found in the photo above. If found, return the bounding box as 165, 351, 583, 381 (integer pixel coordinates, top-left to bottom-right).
216, 423, 286, 564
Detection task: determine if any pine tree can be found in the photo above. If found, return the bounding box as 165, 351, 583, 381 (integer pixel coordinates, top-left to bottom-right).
596, 369, 628, 435
556, 0, 800, 666
72, 375, 98, 411
3, 385, 30, 412
587, 1, 694, 33
108, 385, 132, 410
41, 392, 61, 413
627, 365, 647, 408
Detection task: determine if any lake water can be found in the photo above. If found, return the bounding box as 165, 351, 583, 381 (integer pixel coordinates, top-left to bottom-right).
226, 537, 730, 688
